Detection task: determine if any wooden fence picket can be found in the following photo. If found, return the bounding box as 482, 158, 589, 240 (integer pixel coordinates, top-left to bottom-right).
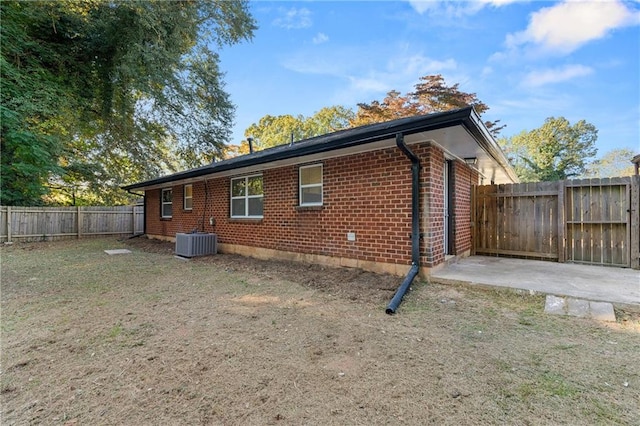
474, 176, 638, 269
0, 205, 144, 242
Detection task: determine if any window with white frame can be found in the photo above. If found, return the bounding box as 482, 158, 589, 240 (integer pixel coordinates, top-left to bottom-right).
184, 184, 193, 210
230, 175, 263, 218
161, 188, 173, 218
299, 164, 323, 206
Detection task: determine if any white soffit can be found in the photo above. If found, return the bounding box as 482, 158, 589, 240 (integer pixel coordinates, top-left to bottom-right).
413, 127, 513, 184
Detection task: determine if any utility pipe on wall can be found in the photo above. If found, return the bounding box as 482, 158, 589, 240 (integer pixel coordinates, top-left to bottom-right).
386, 133, 421, 315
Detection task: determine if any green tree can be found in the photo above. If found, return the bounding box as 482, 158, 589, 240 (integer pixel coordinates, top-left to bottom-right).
240, 106, 354, 153
303, 106, 355, 137
241, 114, 305, 153
583, 148, 636, 178
1, 2, 69, 205
499, 117, 598, 182
1, 0, 256, 205
352, 75, 504, 135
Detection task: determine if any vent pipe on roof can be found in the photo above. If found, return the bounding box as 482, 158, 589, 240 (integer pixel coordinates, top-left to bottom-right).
386, 133, 421, 315
247, 137, 254, 154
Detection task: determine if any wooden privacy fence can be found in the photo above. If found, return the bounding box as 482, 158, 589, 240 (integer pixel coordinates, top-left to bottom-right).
0, 205, 144, 242
473, 176, 639, 269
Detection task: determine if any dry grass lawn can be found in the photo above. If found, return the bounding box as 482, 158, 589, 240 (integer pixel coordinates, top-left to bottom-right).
1, 237, 639, 425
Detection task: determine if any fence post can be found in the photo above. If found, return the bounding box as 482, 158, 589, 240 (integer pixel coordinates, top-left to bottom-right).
7, 206, 12, 243
631, 175, 639, 270
77, 206, 82, 239
557, 180, 565, 263
131, 205, 135, 235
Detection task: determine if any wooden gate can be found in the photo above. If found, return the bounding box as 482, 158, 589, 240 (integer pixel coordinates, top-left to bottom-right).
565, 178, 630, 267
473, 176, 639, 269
474, 181, 560, 260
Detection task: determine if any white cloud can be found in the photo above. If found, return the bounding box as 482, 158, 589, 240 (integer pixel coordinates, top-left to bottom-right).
282, 54, 346, 76
506, 1, 640, 54
407, 1, 440, 15
312, 32, 329, 45
408, 0, 519, 17
493, 93, 574, 115
346, 56, 458, 98
388, 54, 457, 76
348, 77, 390, 93
522, 64, 593, 87
483, 0, 521, 6
273, 7, 312, 29
282, 46, 458, 104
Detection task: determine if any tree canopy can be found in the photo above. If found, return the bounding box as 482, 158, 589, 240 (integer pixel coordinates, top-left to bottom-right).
1, 0, 256, 205
583, 148, 636, 178
499, 117, 598, 182
238, 74, 504, 157
239, 106, 354, 153
351, 75, 504, 135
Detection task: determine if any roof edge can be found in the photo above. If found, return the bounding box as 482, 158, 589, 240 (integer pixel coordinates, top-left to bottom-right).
122, 107, 517, 191
461, 109, 519, 183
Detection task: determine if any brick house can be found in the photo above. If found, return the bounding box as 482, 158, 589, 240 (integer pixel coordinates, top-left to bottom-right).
123, 107, 517, 280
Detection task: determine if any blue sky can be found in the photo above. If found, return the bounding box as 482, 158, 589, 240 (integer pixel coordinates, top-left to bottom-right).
219, 0, 640, 157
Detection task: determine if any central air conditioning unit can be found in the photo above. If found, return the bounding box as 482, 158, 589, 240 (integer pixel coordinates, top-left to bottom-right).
175, 233, 217, 258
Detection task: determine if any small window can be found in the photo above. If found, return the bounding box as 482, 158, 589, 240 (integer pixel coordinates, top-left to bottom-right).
184, 184, 193, 210
161, 188, 173, 218
230, 175, 263, 218
299, 164, 323, 206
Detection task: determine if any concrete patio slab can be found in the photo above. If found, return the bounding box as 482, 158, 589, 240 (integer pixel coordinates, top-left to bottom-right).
430, 256, 640, 306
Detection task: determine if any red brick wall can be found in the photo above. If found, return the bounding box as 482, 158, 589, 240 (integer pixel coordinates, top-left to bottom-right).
415, 148, 478, 267
420, 146, 445, 267
145, 143, 476, 268
146, 182, 212, 237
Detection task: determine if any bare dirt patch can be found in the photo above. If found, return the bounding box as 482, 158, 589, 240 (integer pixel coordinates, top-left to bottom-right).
2, 237, 639, 425
125, 236, 401, 304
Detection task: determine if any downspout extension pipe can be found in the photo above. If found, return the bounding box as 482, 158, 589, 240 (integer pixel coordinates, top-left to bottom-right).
386, 264, 420, 315
386, 133, 421, 315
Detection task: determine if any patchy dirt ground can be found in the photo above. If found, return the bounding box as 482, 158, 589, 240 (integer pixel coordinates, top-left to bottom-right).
125, 237, 402, 304
2, 237, 639, 425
